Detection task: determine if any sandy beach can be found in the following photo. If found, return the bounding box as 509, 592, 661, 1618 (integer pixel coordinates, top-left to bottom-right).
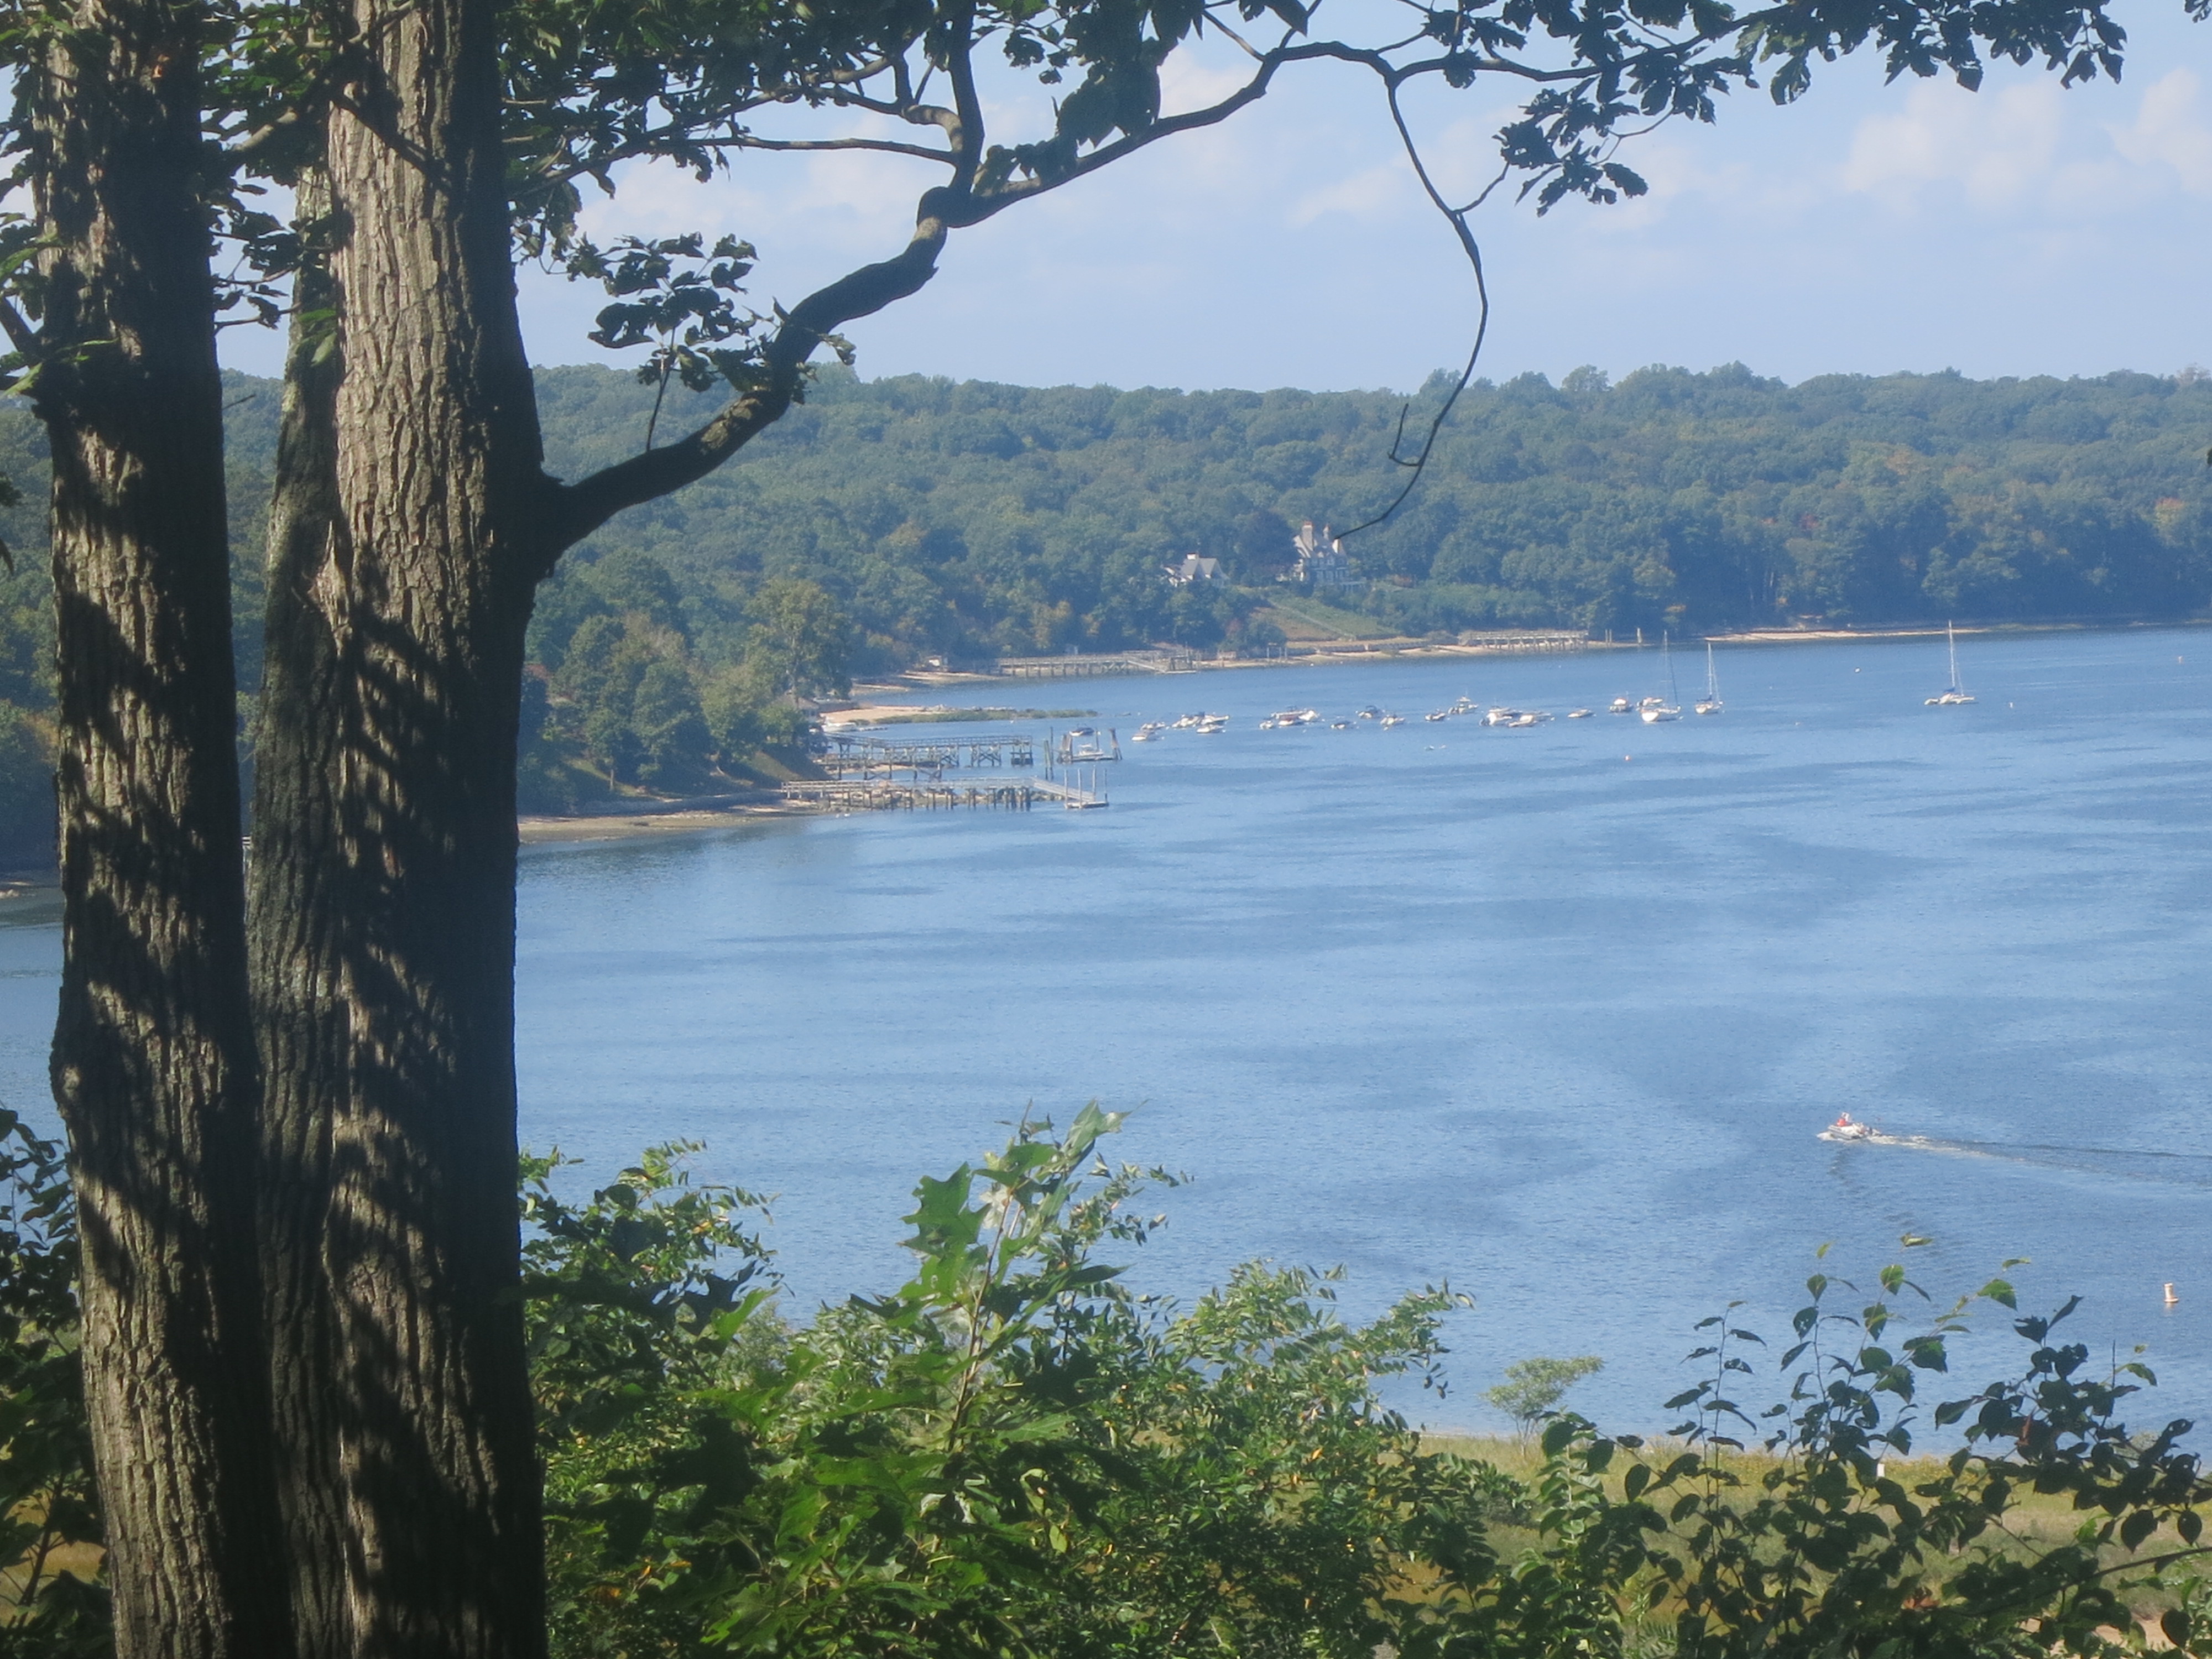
518, 799, 811, 845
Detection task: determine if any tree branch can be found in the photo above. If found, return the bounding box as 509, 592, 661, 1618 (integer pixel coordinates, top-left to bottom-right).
718, 134, 954, 163
536, 0, 1803, 564
1336, 69, 1491, 539
544, 207, 952, 557
0, 295, 38, 358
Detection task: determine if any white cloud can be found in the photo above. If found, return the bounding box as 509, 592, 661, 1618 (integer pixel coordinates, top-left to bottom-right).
1841, 81, 2065, 210
2112, 69, 2212, 198
1288, 163, 1417, 226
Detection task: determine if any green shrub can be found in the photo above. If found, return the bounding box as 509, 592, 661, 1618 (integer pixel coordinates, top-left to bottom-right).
9, 1112, 2212, 1658
0, 1109, 106, 1657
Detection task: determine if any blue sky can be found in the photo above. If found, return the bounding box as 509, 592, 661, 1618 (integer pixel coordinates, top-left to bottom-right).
226, 2, 2212, 393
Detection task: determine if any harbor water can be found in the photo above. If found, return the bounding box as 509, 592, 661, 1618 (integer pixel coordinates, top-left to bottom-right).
3, 624, 2210, 1434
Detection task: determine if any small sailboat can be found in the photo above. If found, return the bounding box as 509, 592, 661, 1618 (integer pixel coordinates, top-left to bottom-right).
1640, 633, 1682, 723
1694, 643, 1723, 716
1925, 622, 1976, 706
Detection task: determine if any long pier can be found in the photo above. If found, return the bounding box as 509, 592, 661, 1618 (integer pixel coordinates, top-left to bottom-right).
782, 776, 1105, 811
820, 734, 1035, 776
993, 649, 1196, 679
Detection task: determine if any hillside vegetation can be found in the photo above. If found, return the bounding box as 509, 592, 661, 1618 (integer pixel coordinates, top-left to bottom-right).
0, 362, 2205, 846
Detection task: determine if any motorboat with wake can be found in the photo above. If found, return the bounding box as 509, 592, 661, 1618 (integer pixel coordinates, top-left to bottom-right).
1818, 1112, 1877, 1144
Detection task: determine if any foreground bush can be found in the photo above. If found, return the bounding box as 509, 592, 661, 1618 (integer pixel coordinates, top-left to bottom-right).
7, 1104, 2212, 1656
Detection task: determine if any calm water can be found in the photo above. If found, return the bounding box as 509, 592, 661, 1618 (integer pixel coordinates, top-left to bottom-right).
4, 626, 2211, 1435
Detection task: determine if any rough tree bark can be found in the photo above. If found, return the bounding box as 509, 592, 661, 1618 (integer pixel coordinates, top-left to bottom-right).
242, 2, 967, 1648
247, 1, 554, 1649
27, 4, 291, 1656
242, 0, 995, 1647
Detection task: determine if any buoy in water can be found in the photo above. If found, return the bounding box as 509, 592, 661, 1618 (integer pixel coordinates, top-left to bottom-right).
2166, 1282, 2179, 1306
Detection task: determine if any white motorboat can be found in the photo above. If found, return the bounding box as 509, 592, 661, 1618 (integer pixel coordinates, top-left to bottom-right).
1356, 706, 1382, 721
1694, 642, 1723, 716
1568, 708, 1593, 719
1817, 1112, 1877, 1144
1609, 696, 1634, 714
1425, 710, 1451, 722
1170, 713, 1202, 729
1925, 622, 1977, 706
1194, 714, 1229, 734
1380, 713, 1407, 728
1132, 722, 1166, 742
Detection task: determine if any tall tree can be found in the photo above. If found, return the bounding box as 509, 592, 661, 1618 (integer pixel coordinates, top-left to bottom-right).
8, 3, 291, 1655
246, 0, 554, 1632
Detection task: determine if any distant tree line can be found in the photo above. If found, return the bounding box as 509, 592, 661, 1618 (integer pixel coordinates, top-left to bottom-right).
524, 359, 2212, 667
0, 360, 2205, 844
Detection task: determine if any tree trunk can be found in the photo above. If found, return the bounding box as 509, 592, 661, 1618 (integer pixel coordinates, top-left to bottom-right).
29, 5, 291, 1657
247, 0, 552, 1652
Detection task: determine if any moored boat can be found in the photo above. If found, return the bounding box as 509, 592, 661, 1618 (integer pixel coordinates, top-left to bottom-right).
1925, 622, 1976, 706
1694, 642, 1723, 716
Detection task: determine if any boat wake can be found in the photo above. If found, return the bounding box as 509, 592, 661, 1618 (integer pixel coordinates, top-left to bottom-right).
1821, 1127, 2212, 1187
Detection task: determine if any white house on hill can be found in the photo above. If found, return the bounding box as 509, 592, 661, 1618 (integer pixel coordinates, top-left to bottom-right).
1290, 521, 1360, 588
1164, 554, 1222, 585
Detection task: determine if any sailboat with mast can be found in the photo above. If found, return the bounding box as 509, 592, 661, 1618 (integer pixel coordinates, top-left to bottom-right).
1924, 622, 1976, 706
1694, 641, 1723, 716
1640, 633, 1683, 723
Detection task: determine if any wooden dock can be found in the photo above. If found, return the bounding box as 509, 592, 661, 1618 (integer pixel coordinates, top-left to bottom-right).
821, 734, 1036, 776
782, 776, 1106, 812
993, 649, 1196, 679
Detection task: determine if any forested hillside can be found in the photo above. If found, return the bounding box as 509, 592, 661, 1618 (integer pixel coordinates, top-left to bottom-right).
0, 361, 2206, 847
522, 361, 2212, 664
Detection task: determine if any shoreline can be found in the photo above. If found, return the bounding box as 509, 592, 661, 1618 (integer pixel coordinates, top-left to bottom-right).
853, 614, 2212, 701
518, 797, 812, 846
